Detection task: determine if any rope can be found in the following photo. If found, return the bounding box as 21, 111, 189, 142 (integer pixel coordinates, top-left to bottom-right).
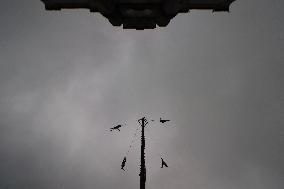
145, 126, 164, 159
125, 125, 140, 156
145, 126, 177, 170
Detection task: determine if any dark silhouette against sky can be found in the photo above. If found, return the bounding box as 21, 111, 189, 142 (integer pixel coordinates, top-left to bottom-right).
40, 0, 236, 29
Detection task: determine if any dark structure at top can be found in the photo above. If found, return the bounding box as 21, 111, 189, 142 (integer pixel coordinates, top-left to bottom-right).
41, 0, 236, 30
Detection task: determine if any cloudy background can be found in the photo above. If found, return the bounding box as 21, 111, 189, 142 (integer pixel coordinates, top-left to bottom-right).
0, 0, 283, 188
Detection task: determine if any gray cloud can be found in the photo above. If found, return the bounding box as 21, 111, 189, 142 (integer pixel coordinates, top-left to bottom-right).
0, 0, 283, 188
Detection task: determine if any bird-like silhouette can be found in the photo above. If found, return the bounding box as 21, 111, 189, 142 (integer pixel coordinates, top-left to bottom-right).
160, 118, 170, 123
161, 158, 168, 168
110, 124, 123, 131
121, 157, 126, 171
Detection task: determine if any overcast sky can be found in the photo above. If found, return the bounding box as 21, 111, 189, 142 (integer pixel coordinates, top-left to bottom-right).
0, 0, 283, 189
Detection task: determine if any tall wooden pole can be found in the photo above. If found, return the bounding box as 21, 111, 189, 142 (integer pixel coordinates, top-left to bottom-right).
139, 117, 147, 189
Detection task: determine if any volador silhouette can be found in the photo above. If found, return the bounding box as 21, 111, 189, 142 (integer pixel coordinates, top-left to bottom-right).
161, 158, 168, 168
160, 118, 170, 123
121, 157, 127, 171
110, 124, 123, 131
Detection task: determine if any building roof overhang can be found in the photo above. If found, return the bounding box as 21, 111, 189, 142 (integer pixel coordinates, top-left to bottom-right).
41, 0, 237, 29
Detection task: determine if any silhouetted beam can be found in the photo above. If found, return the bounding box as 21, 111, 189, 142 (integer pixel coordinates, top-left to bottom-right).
139, 117, 146, 189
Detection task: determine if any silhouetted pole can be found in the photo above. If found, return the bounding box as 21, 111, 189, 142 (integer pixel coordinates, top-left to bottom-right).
139, 117, 147, 189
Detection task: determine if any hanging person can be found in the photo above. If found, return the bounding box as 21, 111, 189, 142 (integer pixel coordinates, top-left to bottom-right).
110, 124, 123, 131
160, 118, 170, 123
161, 158, 168, 168
121, 157, 127, 171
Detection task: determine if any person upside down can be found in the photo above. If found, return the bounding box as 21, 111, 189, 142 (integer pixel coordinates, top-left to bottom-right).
110, 124, 123, 131
161, 158, 168, 168
121, 157, 126, 171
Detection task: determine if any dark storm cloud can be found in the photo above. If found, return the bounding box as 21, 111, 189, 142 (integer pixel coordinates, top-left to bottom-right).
0, 0, 283, 189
